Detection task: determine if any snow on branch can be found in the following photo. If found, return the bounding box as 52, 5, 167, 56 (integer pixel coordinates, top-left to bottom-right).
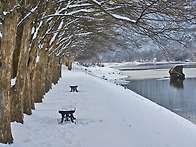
112, 14, 136, 23
67, 8, 97, 15
56, 39, 73, 56
75, 32, 93, 36
55, 3, 93, 17
89, 0, 136, 24
33, 21, 43, 40
49, 35, 73, 56
18, 5, 38, 26
3, 4, 20, 16
49, 20, 64, 45
92, 0, 104, 6
67, 3, 92, 9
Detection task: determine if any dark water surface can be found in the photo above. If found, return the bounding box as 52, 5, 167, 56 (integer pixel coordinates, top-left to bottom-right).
121, 63, 196, 124
124, 78, 196, 124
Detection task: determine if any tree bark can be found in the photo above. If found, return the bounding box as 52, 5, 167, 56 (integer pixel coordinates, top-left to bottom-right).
53, 56, 61, 84
68, 56, 75, 71
20, 17, 33, 115
10, 16, 33, 122
28, 19, 45, 107
0, 4, 19, 143
28, 43, 38, 110
34, 49, 48, 102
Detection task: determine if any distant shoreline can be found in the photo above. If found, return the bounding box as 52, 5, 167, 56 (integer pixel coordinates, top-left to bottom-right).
112, 62, 196, 80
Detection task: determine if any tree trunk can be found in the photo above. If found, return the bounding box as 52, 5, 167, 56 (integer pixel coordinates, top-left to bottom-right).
47, 54, 55, 89
10, 22, 24, 122
0, 6, 19, 144
68, 57, 75, 70
21, 17, 33, 115
23, 73, 32, 115
53, 57, 61, 84
10, 21, 24, 123
11, 16, 33, 122
28, 19, 45, 108
64, 52, 76, 71
28, 44, 38, 110
34, 57, 43, 103
34, 49, 48, 102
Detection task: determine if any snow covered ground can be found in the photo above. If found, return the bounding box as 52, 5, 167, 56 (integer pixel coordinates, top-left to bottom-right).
1, 63, 196, 147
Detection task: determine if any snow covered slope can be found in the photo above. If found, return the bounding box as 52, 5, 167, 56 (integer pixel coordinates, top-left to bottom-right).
1, 65, 196, 147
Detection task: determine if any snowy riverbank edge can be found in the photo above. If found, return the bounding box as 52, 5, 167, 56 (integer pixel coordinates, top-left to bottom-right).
1, 63, 196, 147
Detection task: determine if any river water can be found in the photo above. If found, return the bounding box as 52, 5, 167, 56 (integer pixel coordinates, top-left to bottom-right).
118, 62, 196, 124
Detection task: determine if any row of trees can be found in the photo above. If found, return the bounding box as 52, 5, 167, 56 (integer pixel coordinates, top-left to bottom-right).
0, 0, 195, 144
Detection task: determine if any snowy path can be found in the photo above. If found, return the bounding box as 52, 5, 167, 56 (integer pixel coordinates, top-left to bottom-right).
2, 65, 196, 147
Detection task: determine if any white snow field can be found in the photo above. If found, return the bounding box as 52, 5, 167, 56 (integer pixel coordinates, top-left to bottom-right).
1, 64, 196, 147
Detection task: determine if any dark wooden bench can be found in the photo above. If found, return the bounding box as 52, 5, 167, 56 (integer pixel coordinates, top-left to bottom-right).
59, 110, 76, 124
70, 86, 78, 92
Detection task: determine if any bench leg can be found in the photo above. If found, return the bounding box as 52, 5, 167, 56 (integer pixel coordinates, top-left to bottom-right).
70, 113, 76, 120
59, 114, 65, 124
70, 114, 76, 123
70, 116, 74, 123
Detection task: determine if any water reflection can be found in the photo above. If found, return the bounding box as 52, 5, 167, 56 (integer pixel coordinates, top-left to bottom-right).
170, 79, 184, 89
123, 78, 196, 124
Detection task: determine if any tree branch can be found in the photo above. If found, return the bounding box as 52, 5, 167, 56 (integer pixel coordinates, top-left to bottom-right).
136, 0, 159, 24
89, 0, 136, 24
